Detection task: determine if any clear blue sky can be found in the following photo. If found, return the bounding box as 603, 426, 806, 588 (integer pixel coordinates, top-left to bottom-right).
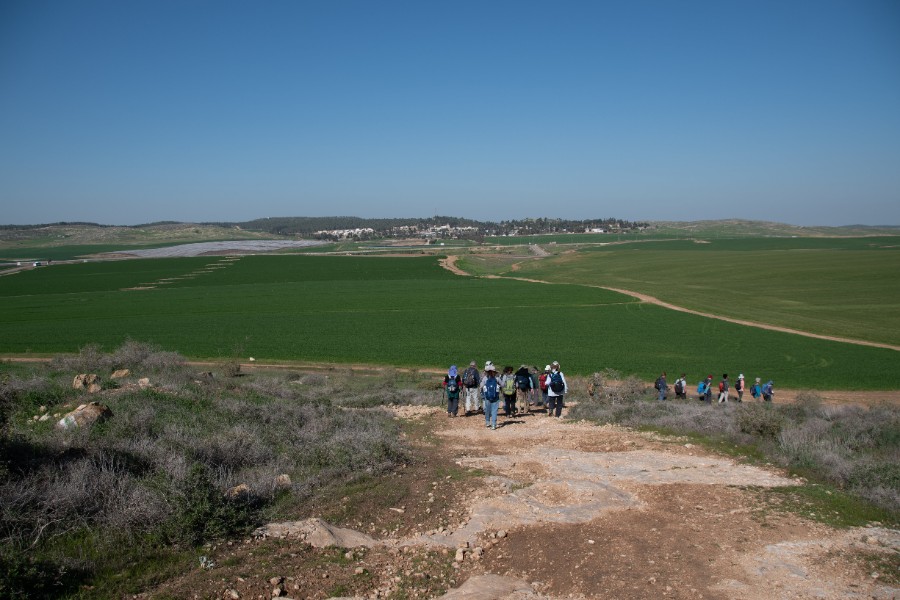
2, 0, 898, 226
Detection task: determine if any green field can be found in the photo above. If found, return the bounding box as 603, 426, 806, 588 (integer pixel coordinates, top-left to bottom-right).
504, 237, 900, 347
1, 255, 898, 389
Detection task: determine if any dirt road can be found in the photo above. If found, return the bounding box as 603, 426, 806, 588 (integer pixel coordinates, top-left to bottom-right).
438, 255, 900, 352
152, 405, 898, 599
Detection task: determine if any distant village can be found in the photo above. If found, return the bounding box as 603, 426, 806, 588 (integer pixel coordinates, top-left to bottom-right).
313, 218, 646, 241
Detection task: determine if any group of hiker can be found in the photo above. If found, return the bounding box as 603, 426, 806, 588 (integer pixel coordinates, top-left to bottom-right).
442, 361, 568, 429
655, 372, 775, 403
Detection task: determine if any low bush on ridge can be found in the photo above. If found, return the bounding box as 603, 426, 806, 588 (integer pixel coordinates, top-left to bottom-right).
0, 343, 421, 598
569, 381, 900, 518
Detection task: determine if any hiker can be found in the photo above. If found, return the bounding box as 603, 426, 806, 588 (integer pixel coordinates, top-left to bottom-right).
762, 380, 775, 403
462, 360, 481, 415
546, 361, 567, 418
529, 366, 540, 407
481, 362, 501, 429
515, 364, 533, 414
443, 365, 462, 417
538, 365, 551, 407
655, 371, 667, 401
717, 374, 730, 403
735, 374, 745, 402
674, 374, 687, 400
700, 375, 713, 403
750, 377, 763, 401
500, 366, 517, 417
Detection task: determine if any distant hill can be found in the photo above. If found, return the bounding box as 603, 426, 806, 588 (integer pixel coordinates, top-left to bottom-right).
3, 218, 897, 249
649, 219, 900, 238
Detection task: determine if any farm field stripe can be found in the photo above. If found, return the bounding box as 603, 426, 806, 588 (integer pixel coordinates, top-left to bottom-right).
440, 258, 900, 352
492, 273, 900, 352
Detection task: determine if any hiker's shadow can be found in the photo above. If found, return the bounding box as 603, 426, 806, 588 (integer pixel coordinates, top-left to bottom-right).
499, 419, 527, 427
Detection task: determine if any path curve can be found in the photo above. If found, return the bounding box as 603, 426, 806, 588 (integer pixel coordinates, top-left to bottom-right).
437, 259, 900, 352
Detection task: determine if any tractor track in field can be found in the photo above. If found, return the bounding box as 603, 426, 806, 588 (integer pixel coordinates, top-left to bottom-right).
440, 255, 900, 353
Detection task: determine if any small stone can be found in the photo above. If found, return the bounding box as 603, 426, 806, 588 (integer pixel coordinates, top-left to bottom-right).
271, 587, 284, 597
454, 548, 465, 562
269, 576, 283, 586
344, 551, 354, 560
355, 567, 365, 575
648, 577, 657, 584
225, 589, 240, 599
497, 530, 507, 539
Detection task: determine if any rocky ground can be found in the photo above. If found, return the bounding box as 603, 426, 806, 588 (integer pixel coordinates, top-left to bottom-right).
145, 404, 898, 600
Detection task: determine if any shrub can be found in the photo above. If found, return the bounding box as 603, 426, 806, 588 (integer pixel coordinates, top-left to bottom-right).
737, 404, 784, 439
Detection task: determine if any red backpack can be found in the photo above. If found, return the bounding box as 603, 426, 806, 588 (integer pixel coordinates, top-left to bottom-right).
718, 381, 725, 392
539, 372, 549, 391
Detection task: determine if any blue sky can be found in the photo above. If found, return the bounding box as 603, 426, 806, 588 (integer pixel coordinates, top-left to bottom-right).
1, 0, 898, 226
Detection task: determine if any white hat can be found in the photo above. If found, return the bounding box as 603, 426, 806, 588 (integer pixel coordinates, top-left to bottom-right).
484, 360, 495, 371
544, 364, 551, 371
739, 374, 744, 379
552, 361, 560, 368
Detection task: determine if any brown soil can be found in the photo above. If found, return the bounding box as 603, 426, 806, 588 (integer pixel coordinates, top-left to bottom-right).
143, 406, 898, 600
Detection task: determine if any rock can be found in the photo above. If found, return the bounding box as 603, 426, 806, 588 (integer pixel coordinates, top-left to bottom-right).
253, 518, 380, 548
497, 530, 507, 539
110, 369, 130, 379
87, 383, 102, 394
436, 574, 534, 599
454, 548, 465, 562
226, 484, 251, 499
72, 374, 87, 389
274, 474, 292, 489
38, 414, 50, 422
56, 402, 112, 430
138, 377, 151, 389
354, 567, 365, 575
269, 576, 284, 586
225, 589, 240, 599
272, 587, 284, 597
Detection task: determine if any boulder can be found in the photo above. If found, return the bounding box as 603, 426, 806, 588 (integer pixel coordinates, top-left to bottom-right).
275, 474, 292, 489
110, 369, 130, 379
56, 402, 112, 430
73, 373, 101, 392
138, 378, 151, 389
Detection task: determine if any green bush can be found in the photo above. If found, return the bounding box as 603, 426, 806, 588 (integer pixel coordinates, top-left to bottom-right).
737, 404, 784, 439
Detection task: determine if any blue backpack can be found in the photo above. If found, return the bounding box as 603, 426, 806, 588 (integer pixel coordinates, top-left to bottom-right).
549, 371, 564, 393
484, 377, 499, 401
697, 381, 707, 394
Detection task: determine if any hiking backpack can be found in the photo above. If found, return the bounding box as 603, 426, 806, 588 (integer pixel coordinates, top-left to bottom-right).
463, 367, 477, 387
718, 381, 725, 393
549, 371, 565, 393
538, 372, 548, 391
446, 376, 460, 399
674, 380, 684, 395
483, 377, 499, 401
697, 381, 707, 394
516, 373, 531, 390
502, 377, 516, 396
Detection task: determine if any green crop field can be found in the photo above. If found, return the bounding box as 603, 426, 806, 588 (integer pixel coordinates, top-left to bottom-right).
1, 255, 898, 389
506, 237, 900, 347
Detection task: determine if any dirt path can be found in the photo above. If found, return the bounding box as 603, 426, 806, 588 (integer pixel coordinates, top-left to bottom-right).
440, 255, 471, 276
438, 258, 900, 353
166, 406, 897, 599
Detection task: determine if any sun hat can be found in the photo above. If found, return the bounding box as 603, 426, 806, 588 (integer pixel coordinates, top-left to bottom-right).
449, 365, 457, 377
755, 377, 761, 382
552, 361, 560, 367
544, 364, 551, 371
484, 360, 495, 371
739, 374, 744, 379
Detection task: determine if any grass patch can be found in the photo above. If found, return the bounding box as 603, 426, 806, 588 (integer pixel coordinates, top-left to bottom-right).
0, 343, 416, 599
2, 255, 898, 388
755, 485, 898, 529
